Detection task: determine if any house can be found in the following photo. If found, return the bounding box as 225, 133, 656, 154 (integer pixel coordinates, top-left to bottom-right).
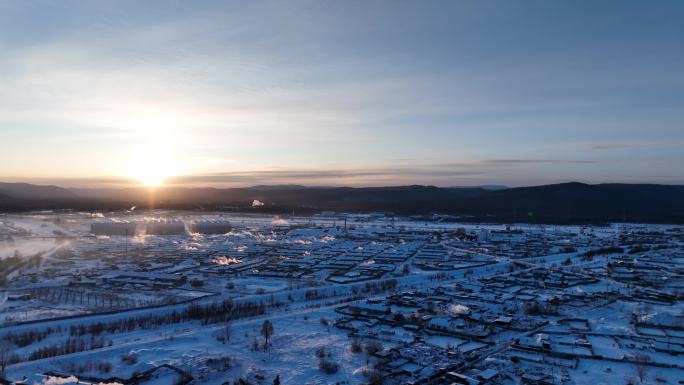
7, 293, 31, 301
102, 271, 187, 288
68, 278, 98, 287
521, 374, 554, 385
428, 316, 453, 332
347, 302, 387, 316
446, 372, 480, 385
494, 316, 512, 326
476, 368, 499, 382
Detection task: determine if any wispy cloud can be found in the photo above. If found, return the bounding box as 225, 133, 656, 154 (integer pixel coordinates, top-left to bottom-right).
479, 159, 600, 165
155, 159, 605, 187
586, 141, 684, 150
3, 154, 682, 188
0, 1, 683, 185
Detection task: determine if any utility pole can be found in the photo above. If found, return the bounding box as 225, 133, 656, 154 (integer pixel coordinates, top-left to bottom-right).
125, 225, 128, 260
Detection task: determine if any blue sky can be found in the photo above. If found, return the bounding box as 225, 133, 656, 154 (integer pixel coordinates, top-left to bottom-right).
0, 0, 682, 187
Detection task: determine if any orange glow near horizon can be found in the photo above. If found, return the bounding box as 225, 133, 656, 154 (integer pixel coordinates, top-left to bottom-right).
120, 122, 189, 187
137, 172, 166, 187
124, 156, 183, 188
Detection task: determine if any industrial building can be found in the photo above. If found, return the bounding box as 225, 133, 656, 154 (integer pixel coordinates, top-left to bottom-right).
144, 219, 186, 235
188, 220, 232, 234
91, 221, 138, 236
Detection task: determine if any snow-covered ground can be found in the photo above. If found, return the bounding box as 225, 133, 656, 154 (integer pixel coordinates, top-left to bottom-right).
0, 211, 682, 384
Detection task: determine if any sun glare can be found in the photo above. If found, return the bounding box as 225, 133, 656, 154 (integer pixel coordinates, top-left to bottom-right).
136, 170, 166, 187
127, 164, 168, 187
120, 123, 188, 187
125, 158, 182, 188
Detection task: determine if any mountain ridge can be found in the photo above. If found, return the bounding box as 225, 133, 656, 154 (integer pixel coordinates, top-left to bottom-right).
1, 181, 683, 223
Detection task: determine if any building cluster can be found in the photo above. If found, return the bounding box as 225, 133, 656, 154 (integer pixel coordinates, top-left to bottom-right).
90, 219, 232, 236
2, 213, 683, 384
328, 228, 684, 385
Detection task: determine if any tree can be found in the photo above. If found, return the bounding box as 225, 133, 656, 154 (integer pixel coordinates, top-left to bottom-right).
365, 341, 383, 356
273, 374, 281, 385
0, 340, 15, 378
225, 320, 232, 343
633, 353, 650, 382
351, 338, 363, 353
320, 317, 331, 332
251, 338, 260, 351
318, 357, 340, 374
364, 341, 383, 364
261, 320, 274, 352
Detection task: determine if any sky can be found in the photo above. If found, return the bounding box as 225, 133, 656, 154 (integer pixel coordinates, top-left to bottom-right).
0, 0, 682, 188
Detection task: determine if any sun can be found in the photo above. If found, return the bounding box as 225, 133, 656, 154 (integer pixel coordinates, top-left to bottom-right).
136, 169, 167, 187
119, 122, 188, 188
125, 159, 180, 187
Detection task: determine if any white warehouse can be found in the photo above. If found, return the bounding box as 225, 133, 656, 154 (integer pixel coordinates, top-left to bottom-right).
189, 220, 232, 234
145, 219, 186, 235
91, 221, 138, 236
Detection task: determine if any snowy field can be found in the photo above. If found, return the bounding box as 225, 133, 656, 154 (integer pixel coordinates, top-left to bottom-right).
0, 211, 682, 384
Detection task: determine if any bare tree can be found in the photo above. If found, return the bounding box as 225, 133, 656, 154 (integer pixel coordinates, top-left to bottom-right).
364, 341, 383, 364
225, 320, 232, 343
633, 353, 650, 383
320, 317, 331, 332
261, 320, 274, 352
0, 340, 16, 378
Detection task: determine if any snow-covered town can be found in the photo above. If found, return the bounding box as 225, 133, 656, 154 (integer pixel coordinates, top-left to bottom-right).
0, 211, 682, 385
3, 0, 684, 384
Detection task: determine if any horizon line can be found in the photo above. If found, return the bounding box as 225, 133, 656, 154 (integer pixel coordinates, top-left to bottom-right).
2, 179, 684, 190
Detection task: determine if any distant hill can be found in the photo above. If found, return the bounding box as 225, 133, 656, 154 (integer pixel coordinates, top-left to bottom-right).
249, 184, 329, 191
467, 182, 684, 223
478, 185, 509, 191
449, 185, 509, 191
2, 182, 684, 223
0, 182, 76, 200
0, 192, 14, 203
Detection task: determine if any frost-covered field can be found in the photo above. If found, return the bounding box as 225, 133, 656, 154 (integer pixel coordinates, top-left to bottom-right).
0, 211, 683, 384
